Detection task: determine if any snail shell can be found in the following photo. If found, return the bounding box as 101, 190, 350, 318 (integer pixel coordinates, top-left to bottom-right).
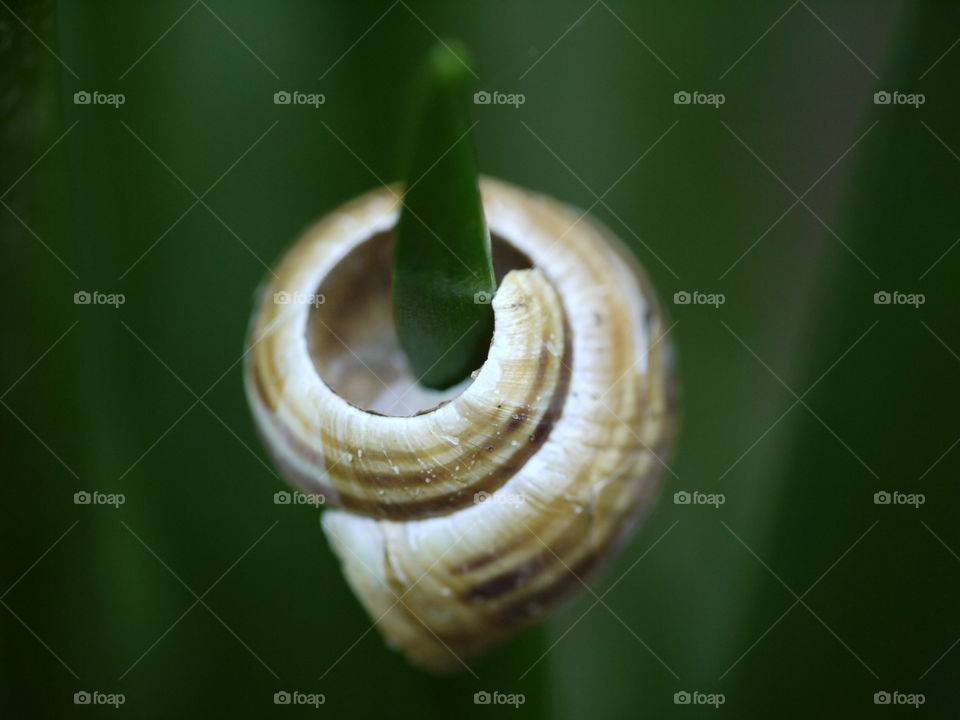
245, 177, 675, 673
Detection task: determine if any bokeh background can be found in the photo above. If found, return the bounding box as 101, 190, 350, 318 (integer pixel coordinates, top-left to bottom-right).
3, 0, 960, 717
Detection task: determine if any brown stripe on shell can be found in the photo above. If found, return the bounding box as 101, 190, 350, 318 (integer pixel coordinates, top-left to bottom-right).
260, 289, 567, 476
490, 535, 612, 629
377, 506, 621, 665
331, 294, 572, 516
461, 518, 584, 603
246, 281, 572, 521
258, 347, 571, 519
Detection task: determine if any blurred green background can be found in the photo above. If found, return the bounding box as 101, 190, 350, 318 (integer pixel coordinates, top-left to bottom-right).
3, 0, 960, 717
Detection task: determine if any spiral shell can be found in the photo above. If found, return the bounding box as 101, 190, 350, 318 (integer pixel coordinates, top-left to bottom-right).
245, 177, 674, 673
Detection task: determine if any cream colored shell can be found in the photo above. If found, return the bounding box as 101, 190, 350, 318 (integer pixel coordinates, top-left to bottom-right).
245, 177, 674, 673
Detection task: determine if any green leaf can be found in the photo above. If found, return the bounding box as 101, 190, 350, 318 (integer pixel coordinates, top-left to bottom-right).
393, 40, 496, 390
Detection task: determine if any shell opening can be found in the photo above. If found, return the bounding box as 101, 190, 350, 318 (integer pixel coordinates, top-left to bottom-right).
306, 230, 532, 416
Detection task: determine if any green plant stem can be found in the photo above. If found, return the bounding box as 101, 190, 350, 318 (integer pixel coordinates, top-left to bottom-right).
393, 41, 496, 390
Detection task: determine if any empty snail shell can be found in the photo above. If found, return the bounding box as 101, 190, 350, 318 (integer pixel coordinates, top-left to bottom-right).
245, 177, 675, 673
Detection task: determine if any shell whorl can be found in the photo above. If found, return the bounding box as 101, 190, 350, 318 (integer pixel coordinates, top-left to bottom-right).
245, 177, 674, 673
